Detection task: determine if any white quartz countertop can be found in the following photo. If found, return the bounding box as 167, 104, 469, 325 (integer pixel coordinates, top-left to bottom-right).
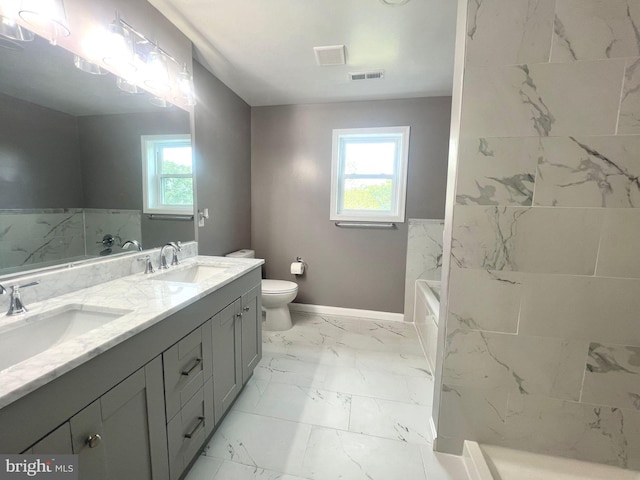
0, 255, 264, 410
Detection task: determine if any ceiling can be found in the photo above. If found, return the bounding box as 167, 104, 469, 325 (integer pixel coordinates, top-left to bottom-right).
148, 0, 458, 107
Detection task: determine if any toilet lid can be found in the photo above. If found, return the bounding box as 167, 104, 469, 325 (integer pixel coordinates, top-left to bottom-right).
262, 279, 298, 294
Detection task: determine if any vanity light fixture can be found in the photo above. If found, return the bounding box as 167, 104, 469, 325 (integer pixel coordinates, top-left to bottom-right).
102, 12, 137, 79
73, 55, 107, 75
149, 95, 170, 108
0, 14, 34, 42
116, 76, 140, 94
176, 63, 196, 106
143, 46, 171, 93
18, 0, 70, 45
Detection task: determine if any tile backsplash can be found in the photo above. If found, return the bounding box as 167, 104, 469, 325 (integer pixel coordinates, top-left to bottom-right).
0, 208, 142, 273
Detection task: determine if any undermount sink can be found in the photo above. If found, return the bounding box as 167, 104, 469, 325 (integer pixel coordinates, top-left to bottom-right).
150, 264, 228, 284
0, 305, 130, 371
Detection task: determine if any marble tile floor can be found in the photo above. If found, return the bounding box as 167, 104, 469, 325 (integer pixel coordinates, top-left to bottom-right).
185, 312, 470, 480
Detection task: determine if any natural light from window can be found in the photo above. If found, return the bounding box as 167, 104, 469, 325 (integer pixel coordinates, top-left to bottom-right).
331, 126, 410, 223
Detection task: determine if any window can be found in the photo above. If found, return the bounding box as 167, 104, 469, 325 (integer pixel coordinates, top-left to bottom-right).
141, 134, 194, 215
330, 126, 410, 223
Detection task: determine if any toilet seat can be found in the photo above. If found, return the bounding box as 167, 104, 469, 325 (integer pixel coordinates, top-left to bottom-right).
262, 279, 298, 295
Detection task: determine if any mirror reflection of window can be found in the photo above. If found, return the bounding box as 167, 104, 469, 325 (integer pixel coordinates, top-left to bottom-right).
142, 134, 194, 215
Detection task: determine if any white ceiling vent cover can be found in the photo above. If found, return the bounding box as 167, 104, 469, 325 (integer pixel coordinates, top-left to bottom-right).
349, 70, 385, 81
314, 45, 346, 66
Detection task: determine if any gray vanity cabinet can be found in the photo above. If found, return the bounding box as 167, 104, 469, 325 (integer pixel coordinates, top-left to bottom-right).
240, 284, 261, 385
211, 300, 243, 424
23, 423, 73, 454
69, 357, 169, 480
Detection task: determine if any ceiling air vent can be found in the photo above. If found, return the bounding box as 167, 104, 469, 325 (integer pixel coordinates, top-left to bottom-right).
313, 45, 346, 66
349, 70, 385, 81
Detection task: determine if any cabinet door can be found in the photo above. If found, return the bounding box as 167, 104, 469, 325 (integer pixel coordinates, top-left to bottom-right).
70, 357, 169, 480
211, 300, 242, 424
241, 284, 262, 384
22, 423, 73, 454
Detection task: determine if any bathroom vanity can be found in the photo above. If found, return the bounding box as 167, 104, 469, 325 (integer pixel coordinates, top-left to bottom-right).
0, 252, 263, 480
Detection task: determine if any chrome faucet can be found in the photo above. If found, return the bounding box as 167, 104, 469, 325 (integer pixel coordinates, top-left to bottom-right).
137, 255, 155, 274
122, 239, 143, 251
1, 281, 39, 316
160, 242, 182, 269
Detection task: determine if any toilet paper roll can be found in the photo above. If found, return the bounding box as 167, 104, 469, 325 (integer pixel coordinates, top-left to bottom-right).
290, 262, 305, 275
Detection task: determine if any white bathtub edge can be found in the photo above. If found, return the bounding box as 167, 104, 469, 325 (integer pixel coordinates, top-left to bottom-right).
463, 441, 495, 480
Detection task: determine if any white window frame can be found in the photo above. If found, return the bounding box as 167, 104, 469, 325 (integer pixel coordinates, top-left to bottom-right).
141, 134, 194, 215
330, 126, 410, 223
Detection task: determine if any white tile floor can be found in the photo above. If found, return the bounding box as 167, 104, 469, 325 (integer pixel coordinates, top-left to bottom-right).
185, 312, 470, 480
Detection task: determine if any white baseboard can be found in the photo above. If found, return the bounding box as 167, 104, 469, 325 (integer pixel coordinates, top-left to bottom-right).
429, 416, 438, 442
289, 303, 405, 323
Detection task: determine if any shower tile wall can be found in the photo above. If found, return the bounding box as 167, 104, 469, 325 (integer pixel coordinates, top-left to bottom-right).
0, 209, 142, 271
438, 0, 640, 470
403, 219, 444, 322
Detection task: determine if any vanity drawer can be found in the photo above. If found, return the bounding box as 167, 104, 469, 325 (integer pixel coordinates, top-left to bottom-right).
163, 324, 213, 422
167, 379, 214, 480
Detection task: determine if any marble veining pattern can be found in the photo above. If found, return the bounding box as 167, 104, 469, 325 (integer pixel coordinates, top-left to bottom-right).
582, 343, 640, 411
451, 205, 603, 274
552, 0, 640, 62
456, 137, 537, 206
619, 57, 640, 134
190, 312, 468, 480
0, 249, 262, 409
466, 0, 555, 66
83, 209, 142, 256
441, 0, 640, 471
461, 60, 625, 138
534, 136, 640, 207
403, 219, 443, 322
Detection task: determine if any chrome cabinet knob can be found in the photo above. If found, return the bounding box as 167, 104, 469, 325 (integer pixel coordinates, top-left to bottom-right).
243, 306, 250, 312
86, 434, 102, 448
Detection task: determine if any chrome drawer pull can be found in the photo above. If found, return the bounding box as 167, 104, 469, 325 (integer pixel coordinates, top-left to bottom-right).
181, 358, 202, 376
184, 416, 205, 439
243, 306, 250, 312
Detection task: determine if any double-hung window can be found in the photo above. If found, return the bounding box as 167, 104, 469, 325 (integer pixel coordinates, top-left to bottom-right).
141, 134, 194, 215
330, 126, 410, 223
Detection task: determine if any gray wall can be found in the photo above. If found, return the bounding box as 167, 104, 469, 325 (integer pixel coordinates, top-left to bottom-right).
0, 93, 83, 209
78, 111, 194, 248
251, 97, 451, 313
193, 61, 252, 256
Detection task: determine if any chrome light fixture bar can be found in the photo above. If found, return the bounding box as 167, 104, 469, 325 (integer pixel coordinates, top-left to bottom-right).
18, 0, 70, 45
115, 14, 196, 106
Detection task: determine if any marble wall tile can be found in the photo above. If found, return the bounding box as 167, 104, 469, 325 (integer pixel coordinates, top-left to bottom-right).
447, 266, 522, 333
466, 0, 555, 66
443, 330, 588, 400
519, 274, 640, 346
403, 219, 443, 322
552, 0, 640, 62
0, 211, 85, 270
451, 206, 603, 274
534, 136, 640, 207
582, 343, 640, 411
456, 137, 538, 206
437, 384, 507, 442
597, 206, 640, 279
505, 394, 640, 470
84, 209, 142, 256
460, 60, 625, 138
619, 57, 640, 134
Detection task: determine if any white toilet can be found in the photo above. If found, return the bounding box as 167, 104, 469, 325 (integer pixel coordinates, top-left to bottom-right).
226, 249, 298, 331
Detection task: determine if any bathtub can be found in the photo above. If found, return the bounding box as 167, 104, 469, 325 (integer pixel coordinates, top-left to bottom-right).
413, 279, 440, 372
463, 441, 640, 480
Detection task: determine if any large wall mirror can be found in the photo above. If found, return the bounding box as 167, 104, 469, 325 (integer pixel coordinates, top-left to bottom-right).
0, 33, 195, 276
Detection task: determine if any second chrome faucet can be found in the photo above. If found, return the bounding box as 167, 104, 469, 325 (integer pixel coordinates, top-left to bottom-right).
160, 242, 182, 270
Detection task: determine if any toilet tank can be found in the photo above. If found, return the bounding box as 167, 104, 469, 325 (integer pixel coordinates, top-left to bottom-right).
226, 249, 255, 258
